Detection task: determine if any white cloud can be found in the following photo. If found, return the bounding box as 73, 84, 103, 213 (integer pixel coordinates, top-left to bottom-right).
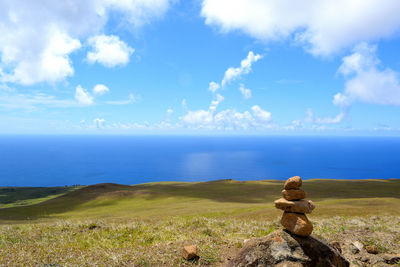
181, 105, 272, 130
75, 85, 94, 105
180, 93, 272, 130
335, 43, 400, 106
315, 112, 346, 124
0, 92, 77, 110
209, 93, 224, 111
93, 84, 110, 95
87, 35, 134, 67
106, 93, 137, 105
1, 30, 81, 85
167, 108, 173, 115
222, 51, 262, 86
295, 108, 346, 125
239, 84, 252, 99
201, 0, 400, 56
251, 105, 271, 122
0, 0, 172, 85
94, 118, 105, 128
208, 81, 220, 93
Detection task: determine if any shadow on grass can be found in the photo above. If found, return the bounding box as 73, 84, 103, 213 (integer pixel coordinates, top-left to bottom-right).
1, 179, 399, 220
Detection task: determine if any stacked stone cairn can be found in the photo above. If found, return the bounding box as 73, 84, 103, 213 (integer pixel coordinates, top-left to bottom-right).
274, 176, 315, 236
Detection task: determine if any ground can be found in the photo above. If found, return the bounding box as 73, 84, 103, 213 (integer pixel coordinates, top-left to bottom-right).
0, 179, 399, 266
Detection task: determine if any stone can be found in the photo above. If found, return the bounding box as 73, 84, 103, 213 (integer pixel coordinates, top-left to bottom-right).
284, 176, 302, 190
329, 241, 342, 254
366, 245, 378, 254
182, 245, 198, 260
349, 241, 364, 254
281, 212, 313, 237
274, 198, 315, 214
382, 253, 400, 264
275, 261, 303, 267
228, 229, 349, 267
282, 189, 306, 201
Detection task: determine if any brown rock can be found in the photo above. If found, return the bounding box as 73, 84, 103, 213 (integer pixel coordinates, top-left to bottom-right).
281, 212, 313, 236
383, 253, 400, 264
366, 245, 378, 254
275, 261, 303, 267
282, 189, 306, 200
284, 176, 302, 190
182, 245, 197, 260
228, 229, 349, 267
329, 241, 342, 254
274, 198, 315, 214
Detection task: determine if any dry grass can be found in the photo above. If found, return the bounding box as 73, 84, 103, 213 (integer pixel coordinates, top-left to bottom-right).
1, 216, 399, 266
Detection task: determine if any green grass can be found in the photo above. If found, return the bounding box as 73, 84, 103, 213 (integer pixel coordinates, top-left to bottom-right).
0, 179, 399, 221
0, 186, 80, 209
0, 179, 400, 266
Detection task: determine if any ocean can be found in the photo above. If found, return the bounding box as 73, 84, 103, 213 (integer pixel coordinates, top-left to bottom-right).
0, 135, 399, 187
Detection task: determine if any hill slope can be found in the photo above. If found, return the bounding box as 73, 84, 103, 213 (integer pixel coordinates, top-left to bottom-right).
1, 179, 399, 221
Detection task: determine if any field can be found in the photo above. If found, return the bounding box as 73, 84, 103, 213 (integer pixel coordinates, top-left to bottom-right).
0, 179, 400, 266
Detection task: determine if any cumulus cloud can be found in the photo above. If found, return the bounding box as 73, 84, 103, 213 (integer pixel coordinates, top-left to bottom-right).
181, 105, 272, 130
75, 85, 94, 105
93, 84, 110, 95
167, 108, 173, 115
239, 84, 252, 99
222, 51, 262, 87
201, 0, 400, 56
87, 35, 134, 67
335, 43, 400, 106
180, 93, 272, 130
0, 0, 172, 85
208, 81, 220, 93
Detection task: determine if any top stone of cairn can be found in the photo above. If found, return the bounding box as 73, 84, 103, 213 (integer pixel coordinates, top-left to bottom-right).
283, 176, 302, 190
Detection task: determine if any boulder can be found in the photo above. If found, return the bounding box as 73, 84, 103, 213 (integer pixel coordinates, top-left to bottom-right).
182, 245, 198, 260
228, 229, 349, 267
284, 176, 302, 190
274, 198, 315, 214
282, 189, 306, 201
281, 212, 313, 237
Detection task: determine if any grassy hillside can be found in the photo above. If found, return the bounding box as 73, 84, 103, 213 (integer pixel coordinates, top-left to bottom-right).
1, 179, 400, 266
1, 179, 399, 221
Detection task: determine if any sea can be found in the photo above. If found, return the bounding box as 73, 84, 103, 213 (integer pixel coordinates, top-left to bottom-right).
0, 135, 399, 187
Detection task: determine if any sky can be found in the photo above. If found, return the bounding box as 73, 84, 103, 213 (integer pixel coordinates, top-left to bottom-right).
1, 0, 400, 135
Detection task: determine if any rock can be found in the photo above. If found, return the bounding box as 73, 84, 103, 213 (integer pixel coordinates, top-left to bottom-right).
329, 241, 342, 254
382, 253, 400, 264
274, 198, 315, 214
284, 176, 302, 190
275, 261, 303, 267
228, 229, 349, 267
349, 241, 364, 254
366, 245, 378, 254
281, 212, 313, 237
182, 245, 197, 260
282, 189, 306, 201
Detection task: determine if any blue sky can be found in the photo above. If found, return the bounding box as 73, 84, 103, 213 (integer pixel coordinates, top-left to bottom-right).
1, 0, 400, 135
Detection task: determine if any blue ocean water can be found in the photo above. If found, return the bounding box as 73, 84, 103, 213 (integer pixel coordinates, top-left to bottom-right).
0, 135, 399, 186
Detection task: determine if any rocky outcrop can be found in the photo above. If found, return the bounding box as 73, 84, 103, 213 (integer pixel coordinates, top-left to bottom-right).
228, 229, 350, 267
